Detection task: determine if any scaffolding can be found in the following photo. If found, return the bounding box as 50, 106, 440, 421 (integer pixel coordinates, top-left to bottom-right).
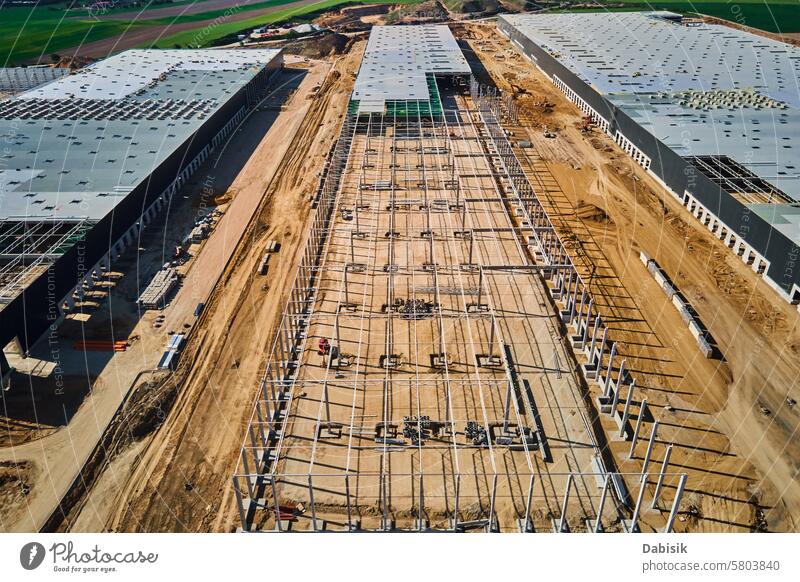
233, 77, 687, 532
0, 67, 69, 94
685, 155, 795, 205
0, 219, 92, 307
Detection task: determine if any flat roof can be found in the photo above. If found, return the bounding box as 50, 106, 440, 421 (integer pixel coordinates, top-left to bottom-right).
0, 48, 281, 222
351, 25, 471, 114
501, 11, 800, 208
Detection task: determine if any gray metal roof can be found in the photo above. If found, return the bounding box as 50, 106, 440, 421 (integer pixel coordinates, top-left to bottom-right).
0, 49, 281, 222
352, 25, 471, 114
501, 12, 800, 204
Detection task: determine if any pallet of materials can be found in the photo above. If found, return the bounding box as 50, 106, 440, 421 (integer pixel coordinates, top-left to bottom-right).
188, 224, 209, 243
138, 267, 179, 310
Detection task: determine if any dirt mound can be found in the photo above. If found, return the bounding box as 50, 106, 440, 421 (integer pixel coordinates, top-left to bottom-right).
43, 372, 177, 532
386, 0, 448, 23
283, 32, 353, 58
213, 191, 234, 205
448, 0, 501, 14
53, 55, 94, 70
0, 461, 34, 518
575, 200, 612, 224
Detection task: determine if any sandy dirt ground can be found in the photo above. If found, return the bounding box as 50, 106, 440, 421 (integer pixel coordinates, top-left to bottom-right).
0, 60, 326, 533
73, 47, 360, 532
458, 22, 800, 532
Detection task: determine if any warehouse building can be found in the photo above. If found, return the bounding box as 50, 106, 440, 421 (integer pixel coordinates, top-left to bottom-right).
499, 11, 800, 305
350, 24, 472, 116
0, 48, 282, 376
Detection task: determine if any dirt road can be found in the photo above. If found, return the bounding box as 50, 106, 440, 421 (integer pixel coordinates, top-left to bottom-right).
74, 46, 361, 532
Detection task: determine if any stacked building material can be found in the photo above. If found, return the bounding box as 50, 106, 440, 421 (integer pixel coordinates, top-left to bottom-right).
188, 224, 209, 243
73, 340, 128, 352
138, 267, 179, 310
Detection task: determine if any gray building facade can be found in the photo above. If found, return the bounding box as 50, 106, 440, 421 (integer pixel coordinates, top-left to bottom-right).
498, 12, 800, 306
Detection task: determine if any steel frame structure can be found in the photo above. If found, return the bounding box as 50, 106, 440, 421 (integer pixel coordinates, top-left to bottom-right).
685, 155, 794, 205
233, 78, 687, 533
0, 219, 92, 306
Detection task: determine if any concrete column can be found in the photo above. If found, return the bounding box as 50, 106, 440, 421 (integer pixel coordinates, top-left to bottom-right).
603, 342, 617, 397
651, 443, 673, 509
664, 474, 688, 533
558, 474, 573, 532
629, 399, 647, 459
619, 380, 636, 437
641, 421, 660, 476
724, 232, 734, 247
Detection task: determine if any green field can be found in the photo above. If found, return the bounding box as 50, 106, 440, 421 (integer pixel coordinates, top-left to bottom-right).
150, 0, 419, 48
607, 1, 800, 33
0, 0, 413, 64
0, 6, 143, 65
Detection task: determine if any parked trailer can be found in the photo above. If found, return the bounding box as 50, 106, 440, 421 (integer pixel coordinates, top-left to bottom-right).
158, 349, 179, 370
258, 253, 271, 275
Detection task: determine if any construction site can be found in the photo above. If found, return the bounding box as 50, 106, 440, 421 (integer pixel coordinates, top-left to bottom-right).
232, 25, 688, 533
1, 9, 799, 537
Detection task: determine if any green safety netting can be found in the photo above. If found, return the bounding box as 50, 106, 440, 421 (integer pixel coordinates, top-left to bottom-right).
348, 74, 444, 119
53, 223, 92, 254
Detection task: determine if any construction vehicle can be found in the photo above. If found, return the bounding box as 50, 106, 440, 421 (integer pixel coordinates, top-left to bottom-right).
318, 337, 331, 355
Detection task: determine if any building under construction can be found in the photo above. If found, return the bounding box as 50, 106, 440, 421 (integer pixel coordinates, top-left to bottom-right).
233, 25, 686, 533
498, 11, 800, 306
0, 49, 282, 380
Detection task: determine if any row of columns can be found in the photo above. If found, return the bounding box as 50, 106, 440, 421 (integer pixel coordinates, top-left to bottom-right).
683, 192, 769, 276
236, 109, 359, 531
551, 73, 612, 135
474, 81, 688, 533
